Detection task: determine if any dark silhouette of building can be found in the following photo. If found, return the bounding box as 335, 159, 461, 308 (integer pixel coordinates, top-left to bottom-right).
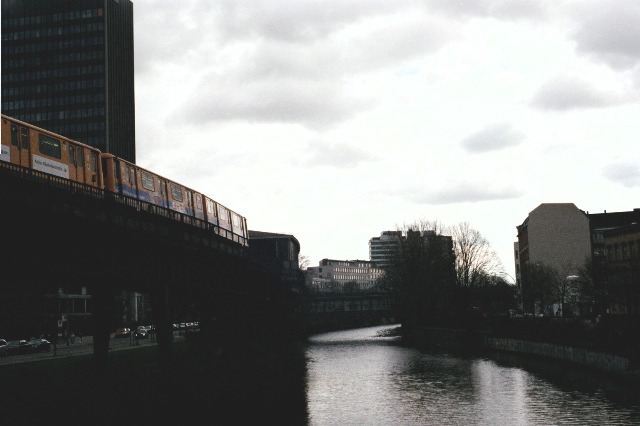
248, 230, 303, 287
2, 0, 135, 162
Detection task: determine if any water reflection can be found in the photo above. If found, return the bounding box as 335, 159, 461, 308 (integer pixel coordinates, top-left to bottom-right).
306, 325, 640, 425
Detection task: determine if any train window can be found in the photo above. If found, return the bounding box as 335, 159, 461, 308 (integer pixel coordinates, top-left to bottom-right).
141, 171, 155, 191
129, 167, 135, 185
217, 206, 229, 222
20, 128, 29, 149
89, 151, 98, 172
11, 125, 18, 146
77, 147, 84, 166
206, 199, 215, 216
39, 134, 61, 158
196, 196, 202, 210
232, 214, 240, 228
170, 183, 183, 202
69, 145, 76, 165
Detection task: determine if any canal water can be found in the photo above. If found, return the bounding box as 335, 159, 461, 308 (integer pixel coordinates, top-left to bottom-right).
305, 325, 640, 425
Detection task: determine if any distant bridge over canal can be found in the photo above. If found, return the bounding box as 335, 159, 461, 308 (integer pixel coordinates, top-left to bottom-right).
302, 292, 398, 334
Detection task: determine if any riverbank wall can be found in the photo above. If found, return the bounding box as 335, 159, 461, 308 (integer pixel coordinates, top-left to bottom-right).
402, 326, 640, 382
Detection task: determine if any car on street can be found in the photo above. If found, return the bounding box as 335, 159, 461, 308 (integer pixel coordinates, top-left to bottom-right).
28, 338, 51, 352
134, 329, 148, 339
114, 328, 131, 338
6, 339, 32, 355
0, 339, 8, 357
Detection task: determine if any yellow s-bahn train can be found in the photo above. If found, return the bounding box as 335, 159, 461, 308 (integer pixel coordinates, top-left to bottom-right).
1, 114, 248, 246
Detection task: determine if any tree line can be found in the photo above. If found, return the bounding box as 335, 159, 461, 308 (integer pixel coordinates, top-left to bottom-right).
381, 219, 514, 328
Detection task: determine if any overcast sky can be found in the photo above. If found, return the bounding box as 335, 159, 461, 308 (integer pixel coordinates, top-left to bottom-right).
132, 0, 640, 280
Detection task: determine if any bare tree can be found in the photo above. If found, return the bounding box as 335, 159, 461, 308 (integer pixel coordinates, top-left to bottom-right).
448, 222, 506, 288
397, 219, 447, 235
298, 255, 311, 270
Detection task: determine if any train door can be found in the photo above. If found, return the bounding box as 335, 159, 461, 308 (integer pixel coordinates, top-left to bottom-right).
158, 178, 168, 208
8, 124, 31, 167
18, 126, 30, 167
68, 145, 86, 184
185, 190, 194, 216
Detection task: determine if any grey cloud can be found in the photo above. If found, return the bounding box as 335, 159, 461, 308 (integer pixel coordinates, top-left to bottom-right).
217, 0, 402, 43
235, 12, 454, 81
460, 123, 523, 153
426, 0, 547, 21
405, 183, 522, 205
572, 1, 640, 70
530, 75, 627, 111
180, 75, 370, 129
303, 141, 375, 168
603, 162, 640, 188
135, 0, 216, 75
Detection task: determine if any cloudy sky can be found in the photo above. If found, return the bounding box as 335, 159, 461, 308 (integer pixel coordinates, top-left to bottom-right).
132, 0, 640, 280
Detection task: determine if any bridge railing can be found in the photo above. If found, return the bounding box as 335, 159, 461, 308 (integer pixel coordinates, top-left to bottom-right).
1, 160, 248, 248
1, 160, 105, 199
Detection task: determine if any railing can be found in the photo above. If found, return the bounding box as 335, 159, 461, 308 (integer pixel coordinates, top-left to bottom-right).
0, 160, 248, 249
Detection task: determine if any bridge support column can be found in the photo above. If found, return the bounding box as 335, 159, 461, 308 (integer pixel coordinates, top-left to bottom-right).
92, 284, 115, 372
151, 279, 173, 369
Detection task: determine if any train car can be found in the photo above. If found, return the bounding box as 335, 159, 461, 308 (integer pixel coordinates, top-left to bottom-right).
1, 115, 103, 188
203, 195, 248, 246
101, 153, 205, 220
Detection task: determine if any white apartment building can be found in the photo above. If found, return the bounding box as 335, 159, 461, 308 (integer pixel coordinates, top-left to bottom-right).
306, 259, 385, 292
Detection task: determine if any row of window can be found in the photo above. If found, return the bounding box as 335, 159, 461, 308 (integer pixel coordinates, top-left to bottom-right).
3, 94, 104, 110
121, 164, 198, 208
2, 79, 104, 97
332, 267, 375, 274
49, 122, 105, 134
8, 109, 104, 123
2, 23, 104, 41
2, 49, 102, 69
2, 65, 105, 83
606, 241, 640, 261
2, 37, 104, 55
7, 93, 104, 109
1, 9, 100, 27
9, 124, 98, 171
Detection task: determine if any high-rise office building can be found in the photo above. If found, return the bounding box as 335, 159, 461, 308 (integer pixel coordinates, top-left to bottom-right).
2, 0, 135, 162
369, 231, 402, 269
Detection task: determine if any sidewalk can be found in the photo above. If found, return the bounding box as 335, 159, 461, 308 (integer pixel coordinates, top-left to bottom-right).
0, 332, 185, 366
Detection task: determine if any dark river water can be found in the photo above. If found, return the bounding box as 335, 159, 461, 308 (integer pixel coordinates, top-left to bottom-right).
305, 325, 640, 425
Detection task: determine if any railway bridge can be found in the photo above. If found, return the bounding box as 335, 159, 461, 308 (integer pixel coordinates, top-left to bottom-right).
302, 292, 397, 334
0, 161, 297, 369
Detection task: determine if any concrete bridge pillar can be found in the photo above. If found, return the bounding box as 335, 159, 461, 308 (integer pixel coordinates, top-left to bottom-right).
91, 284, 115, 372
150, 255, 174, 369
150, 280, 173, 368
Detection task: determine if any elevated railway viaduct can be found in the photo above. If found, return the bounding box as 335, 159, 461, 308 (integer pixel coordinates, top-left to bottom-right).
0, 162, 292, 369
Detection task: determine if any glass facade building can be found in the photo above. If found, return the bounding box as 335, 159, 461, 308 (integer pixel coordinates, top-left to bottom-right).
2, 0, 135, 162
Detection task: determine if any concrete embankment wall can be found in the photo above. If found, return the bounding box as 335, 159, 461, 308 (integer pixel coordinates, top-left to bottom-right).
484, 336, 638, 379
404, 327, 640, 381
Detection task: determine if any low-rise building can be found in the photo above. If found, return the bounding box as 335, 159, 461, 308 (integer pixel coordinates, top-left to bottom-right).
306, 259, 384, 293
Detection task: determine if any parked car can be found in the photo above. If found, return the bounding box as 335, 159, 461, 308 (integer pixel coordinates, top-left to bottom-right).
114, 328, 131, 338
28, 338, 51, 352
0, 339, 8, 357
134, 328, 148, 339
6, 339, 31, 355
